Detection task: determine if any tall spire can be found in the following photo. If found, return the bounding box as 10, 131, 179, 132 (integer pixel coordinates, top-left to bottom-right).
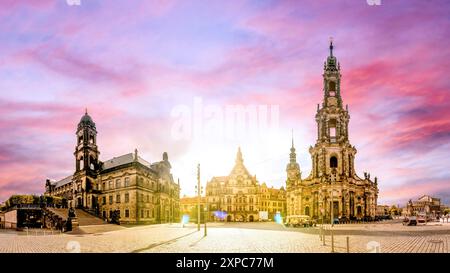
290, 133, 296, 164
291, 129, 294, 148
329, 37, 334, 57
236, 146, 243, 164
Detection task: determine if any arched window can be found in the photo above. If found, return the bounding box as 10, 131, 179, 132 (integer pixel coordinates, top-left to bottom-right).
305, 206, 310, 216
329, 81, 336, 91
329, 119, 337, 142
79, 156, 84, 170
90, 156, 95, 170
330, 156, 338, 168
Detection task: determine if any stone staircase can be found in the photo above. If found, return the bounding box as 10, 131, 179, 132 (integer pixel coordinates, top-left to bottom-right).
46, 208, 106, 226
74, 209, 106, 226
44, 207, 124, 234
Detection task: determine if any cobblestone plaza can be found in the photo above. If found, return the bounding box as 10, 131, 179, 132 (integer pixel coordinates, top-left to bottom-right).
1, 221, 449, 253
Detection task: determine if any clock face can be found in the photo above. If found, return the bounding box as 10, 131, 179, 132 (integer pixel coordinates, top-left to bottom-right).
327, 97, 337, 106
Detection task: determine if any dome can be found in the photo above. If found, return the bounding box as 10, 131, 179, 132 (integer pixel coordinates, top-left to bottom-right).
78, 110, 96, 128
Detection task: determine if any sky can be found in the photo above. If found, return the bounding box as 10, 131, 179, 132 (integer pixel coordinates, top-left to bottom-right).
0, 0, 449, 206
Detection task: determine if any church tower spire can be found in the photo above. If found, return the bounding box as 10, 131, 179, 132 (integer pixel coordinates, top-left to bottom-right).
236, 146, 243, 165
310, 39, 354, 179
290, 130, 297, 164
286, 132, 301, 188
73, 110, 100, 208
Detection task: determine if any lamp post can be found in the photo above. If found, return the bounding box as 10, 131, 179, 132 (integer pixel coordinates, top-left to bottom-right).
195, 164, 202, 231
204, 202, 208, 236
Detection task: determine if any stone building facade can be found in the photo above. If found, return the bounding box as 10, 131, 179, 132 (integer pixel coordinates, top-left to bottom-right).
205, 148, 286, 222
286, 41, 379, 222
405, 195, 442, 217
259, 183, 287, 220
180, 196, 207, 222
45, 111, 180, 224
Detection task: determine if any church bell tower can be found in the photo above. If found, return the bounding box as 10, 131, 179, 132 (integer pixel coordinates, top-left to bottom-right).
310, 40, 356, 181
73, 109, 100, 209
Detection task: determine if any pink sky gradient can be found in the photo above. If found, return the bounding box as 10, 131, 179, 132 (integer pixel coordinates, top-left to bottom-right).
0, 0, 449, 206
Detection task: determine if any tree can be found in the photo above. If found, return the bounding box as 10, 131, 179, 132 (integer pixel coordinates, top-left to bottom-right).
389, 205, 399, 216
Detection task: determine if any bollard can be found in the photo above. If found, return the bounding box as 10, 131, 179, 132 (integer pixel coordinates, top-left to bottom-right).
331, 229, 335, 253
346, 236, 350, 253
319, 227, 322, 241
322, 228, 326, 246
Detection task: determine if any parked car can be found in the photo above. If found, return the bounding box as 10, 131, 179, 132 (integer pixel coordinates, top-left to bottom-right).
417, 217, 426, 224
403, 216, 417, 226
285, 215, 316, 227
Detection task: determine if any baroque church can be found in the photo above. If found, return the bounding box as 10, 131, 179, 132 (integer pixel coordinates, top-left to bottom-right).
45, 111, 180, 224
286, 41, 379, 222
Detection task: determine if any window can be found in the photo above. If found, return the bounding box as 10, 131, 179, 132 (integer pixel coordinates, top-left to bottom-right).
109, 181, 113, 189
109, 195, 113, 205
116, 194, 121, 203
141, 210, 144, 218
329, 81, 336, 91
140, 193, 144, 201
102, 182, 105, 191
146, 210, 149, 218
116, 179, 121, 188
124, 177, 130, 187
102, 196, 106, 205
330, 127, 336, 137
330, 156, 338, 168
147, 195, 150, 203
125, 193, 129, 203
79, 157, 84, 170
329, 119, 337, 142
125, 209, 129, 218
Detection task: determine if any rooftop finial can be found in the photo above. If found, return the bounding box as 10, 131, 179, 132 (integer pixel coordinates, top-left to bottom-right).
85, 108, 88, 115
329, 37, 334, 57
291, 129, 294, 148
236, 146, 243, 164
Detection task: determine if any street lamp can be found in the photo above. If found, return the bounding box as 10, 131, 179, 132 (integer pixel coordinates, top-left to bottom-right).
204, 203, 208, 236
195, 163, 202, 232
